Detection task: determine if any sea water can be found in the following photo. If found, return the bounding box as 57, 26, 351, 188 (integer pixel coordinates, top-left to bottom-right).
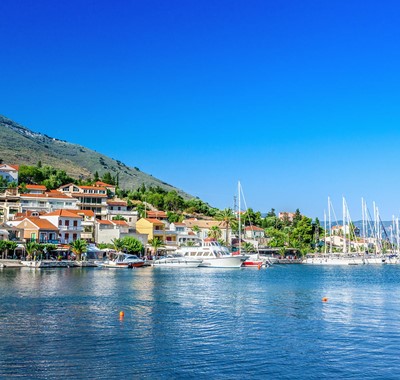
0, 265, 400, 379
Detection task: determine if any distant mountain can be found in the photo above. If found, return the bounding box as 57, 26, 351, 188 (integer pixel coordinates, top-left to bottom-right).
0, 115, 191, 197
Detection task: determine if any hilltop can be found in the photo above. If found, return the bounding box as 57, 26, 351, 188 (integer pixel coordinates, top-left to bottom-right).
0, 115, 190, 197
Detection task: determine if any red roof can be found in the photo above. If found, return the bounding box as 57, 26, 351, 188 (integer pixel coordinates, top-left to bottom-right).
43, 210, 82, 218
20, 192, 73, 199
96, 219, 113, 225
95, 181, 114, 187
244, 226, 264, 231
147, 211, 168, 218
25, 184, 47, 190
111, 220, 129, 226
66, 209, 95, 217
143, 218, 164, 225
18, 217, 58, 230
79, 186, 107, 191
107, 201, 127, 206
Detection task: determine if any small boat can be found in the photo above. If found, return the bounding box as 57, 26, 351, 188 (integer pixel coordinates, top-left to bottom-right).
242, 253, 264, 268
21, 260, 78, 268
98, 253, 145, 268
152, 255, 202, 268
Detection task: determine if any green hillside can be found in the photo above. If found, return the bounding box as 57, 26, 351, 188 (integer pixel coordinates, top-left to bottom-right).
0, 115, 190, 197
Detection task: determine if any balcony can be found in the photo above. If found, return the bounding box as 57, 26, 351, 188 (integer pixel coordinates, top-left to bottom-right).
58, 226, 83, 231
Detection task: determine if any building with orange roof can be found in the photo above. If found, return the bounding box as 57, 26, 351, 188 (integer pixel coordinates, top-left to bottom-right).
65, 209, 96, 241
20, 191, 78, 214
135, 218, 177, 246
40, 209, 83, 244
106, 199, 138, 226
244, 225, 265, 239
57, 183, 108, 218
94, 218, 146, 245
23, 184, 47, 194
0, 164, 19, 184
16, 217, 59, 243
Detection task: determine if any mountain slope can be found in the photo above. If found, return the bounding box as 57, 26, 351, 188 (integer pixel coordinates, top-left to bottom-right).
0, 115, 190, 197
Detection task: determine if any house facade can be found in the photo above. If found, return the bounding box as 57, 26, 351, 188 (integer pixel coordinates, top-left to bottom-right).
40, 209, 83, 244
16, 217, 58, 243
57, 184, 108, 218
19, 191, 78, 214
0, 164, 19, 184
106, 200, 138, 226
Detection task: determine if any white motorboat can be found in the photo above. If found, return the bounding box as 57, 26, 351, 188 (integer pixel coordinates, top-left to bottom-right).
98, 253, 145, 268
152, 255, 202, 268
175, 238, 248, 268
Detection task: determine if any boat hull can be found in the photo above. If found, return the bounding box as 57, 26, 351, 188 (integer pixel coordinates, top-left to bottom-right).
152, 258, 202, 268
198, 255, 247, 268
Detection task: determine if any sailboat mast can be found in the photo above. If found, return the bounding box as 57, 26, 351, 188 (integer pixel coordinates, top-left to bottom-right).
328, 196, 332, 254
238, 181, 241, 254
324, 210, 327, 254
343, 197, 347, 254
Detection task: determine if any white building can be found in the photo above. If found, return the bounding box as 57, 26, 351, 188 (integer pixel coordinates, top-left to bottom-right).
41, 209, 83, 244
0, 164, 19, 184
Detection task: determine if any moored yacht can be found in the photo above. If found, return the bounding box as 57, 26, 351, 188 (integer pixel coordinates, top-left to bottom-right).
98, 253, 145, 268
175, 238, 248, 268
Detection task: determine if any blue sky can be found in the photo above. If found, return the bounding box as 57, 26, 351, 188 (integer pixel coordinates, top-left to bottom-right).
1, 0, 400, 220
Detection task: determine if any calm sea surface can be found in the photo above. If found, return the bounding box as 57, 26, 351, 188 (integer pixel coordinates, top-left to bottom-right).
1, 265, 400, 379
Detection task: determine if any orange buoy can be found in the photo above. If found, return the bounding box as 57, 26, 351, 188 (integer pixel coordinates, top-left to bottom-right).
119, 311, 125, 318
322, 297, 328, 302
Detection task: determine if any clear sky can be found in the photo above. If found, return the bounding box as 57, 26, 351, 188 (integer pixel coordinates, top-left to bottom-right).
1, 0, 400, 220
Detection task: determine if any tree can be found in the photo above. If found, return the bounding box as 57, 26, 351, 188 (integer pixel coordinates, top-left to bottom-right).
25, 241, 38, 261
149, 237, 164, 257
111, 238, 125, 252
122, 237, 143, 255
163, 191, 184, 212
215, 208, 236, 246
241, 242, 256, 253
70, 239, 87, 261
112, 215, 127, 221
191, 225, 200, 236
207, 225, 222, 240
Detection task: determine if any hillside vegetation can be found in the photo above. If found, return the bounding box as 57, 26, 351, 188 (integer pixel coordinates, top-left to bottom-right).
0, 115, 190, 197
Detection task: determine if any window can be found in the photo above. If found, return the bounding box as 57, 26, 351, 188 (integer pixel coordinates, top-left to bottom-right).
59, 220, 62, 226
73, 233, 77, 240
65, 220, 70, 226
73, 220, 78, 227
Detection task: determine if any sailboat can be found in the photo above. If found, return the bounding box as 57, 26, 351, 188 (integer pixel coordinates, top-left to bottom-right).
236, 181, 265, 268
303, 197, 365, 265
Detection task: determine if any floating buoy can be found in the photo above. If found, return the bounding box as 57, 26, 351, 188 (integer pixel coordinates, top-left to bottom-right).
258, 263, 262, 270
119, 311, 124, 318
322, 297, 328, 302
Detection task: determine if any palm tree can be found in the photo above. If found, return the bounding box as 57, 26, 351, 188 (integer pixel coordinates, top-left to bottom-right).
70, 239, 87, 261
242, 242, 255, 253
148, 237, 164, 257
25, 241, 38, 261
215, 208, 237, 246
207, 225, 222, 240
191, 225, 200, 236
111, 238, 125, 253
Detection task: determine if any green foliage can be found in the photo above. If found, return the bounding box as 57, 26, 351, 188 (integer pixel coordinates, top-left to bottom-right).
70, 239, 88, 260
111, 238, 125, 252
215, 208, 236, 246
167, 211, 183, 223
18, 164, 74, 189
207, 226, 222, 240
149, 237, 164, 255
122, 237, 143, 254
241, 242, 256, 253
112, 215, 127, 221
